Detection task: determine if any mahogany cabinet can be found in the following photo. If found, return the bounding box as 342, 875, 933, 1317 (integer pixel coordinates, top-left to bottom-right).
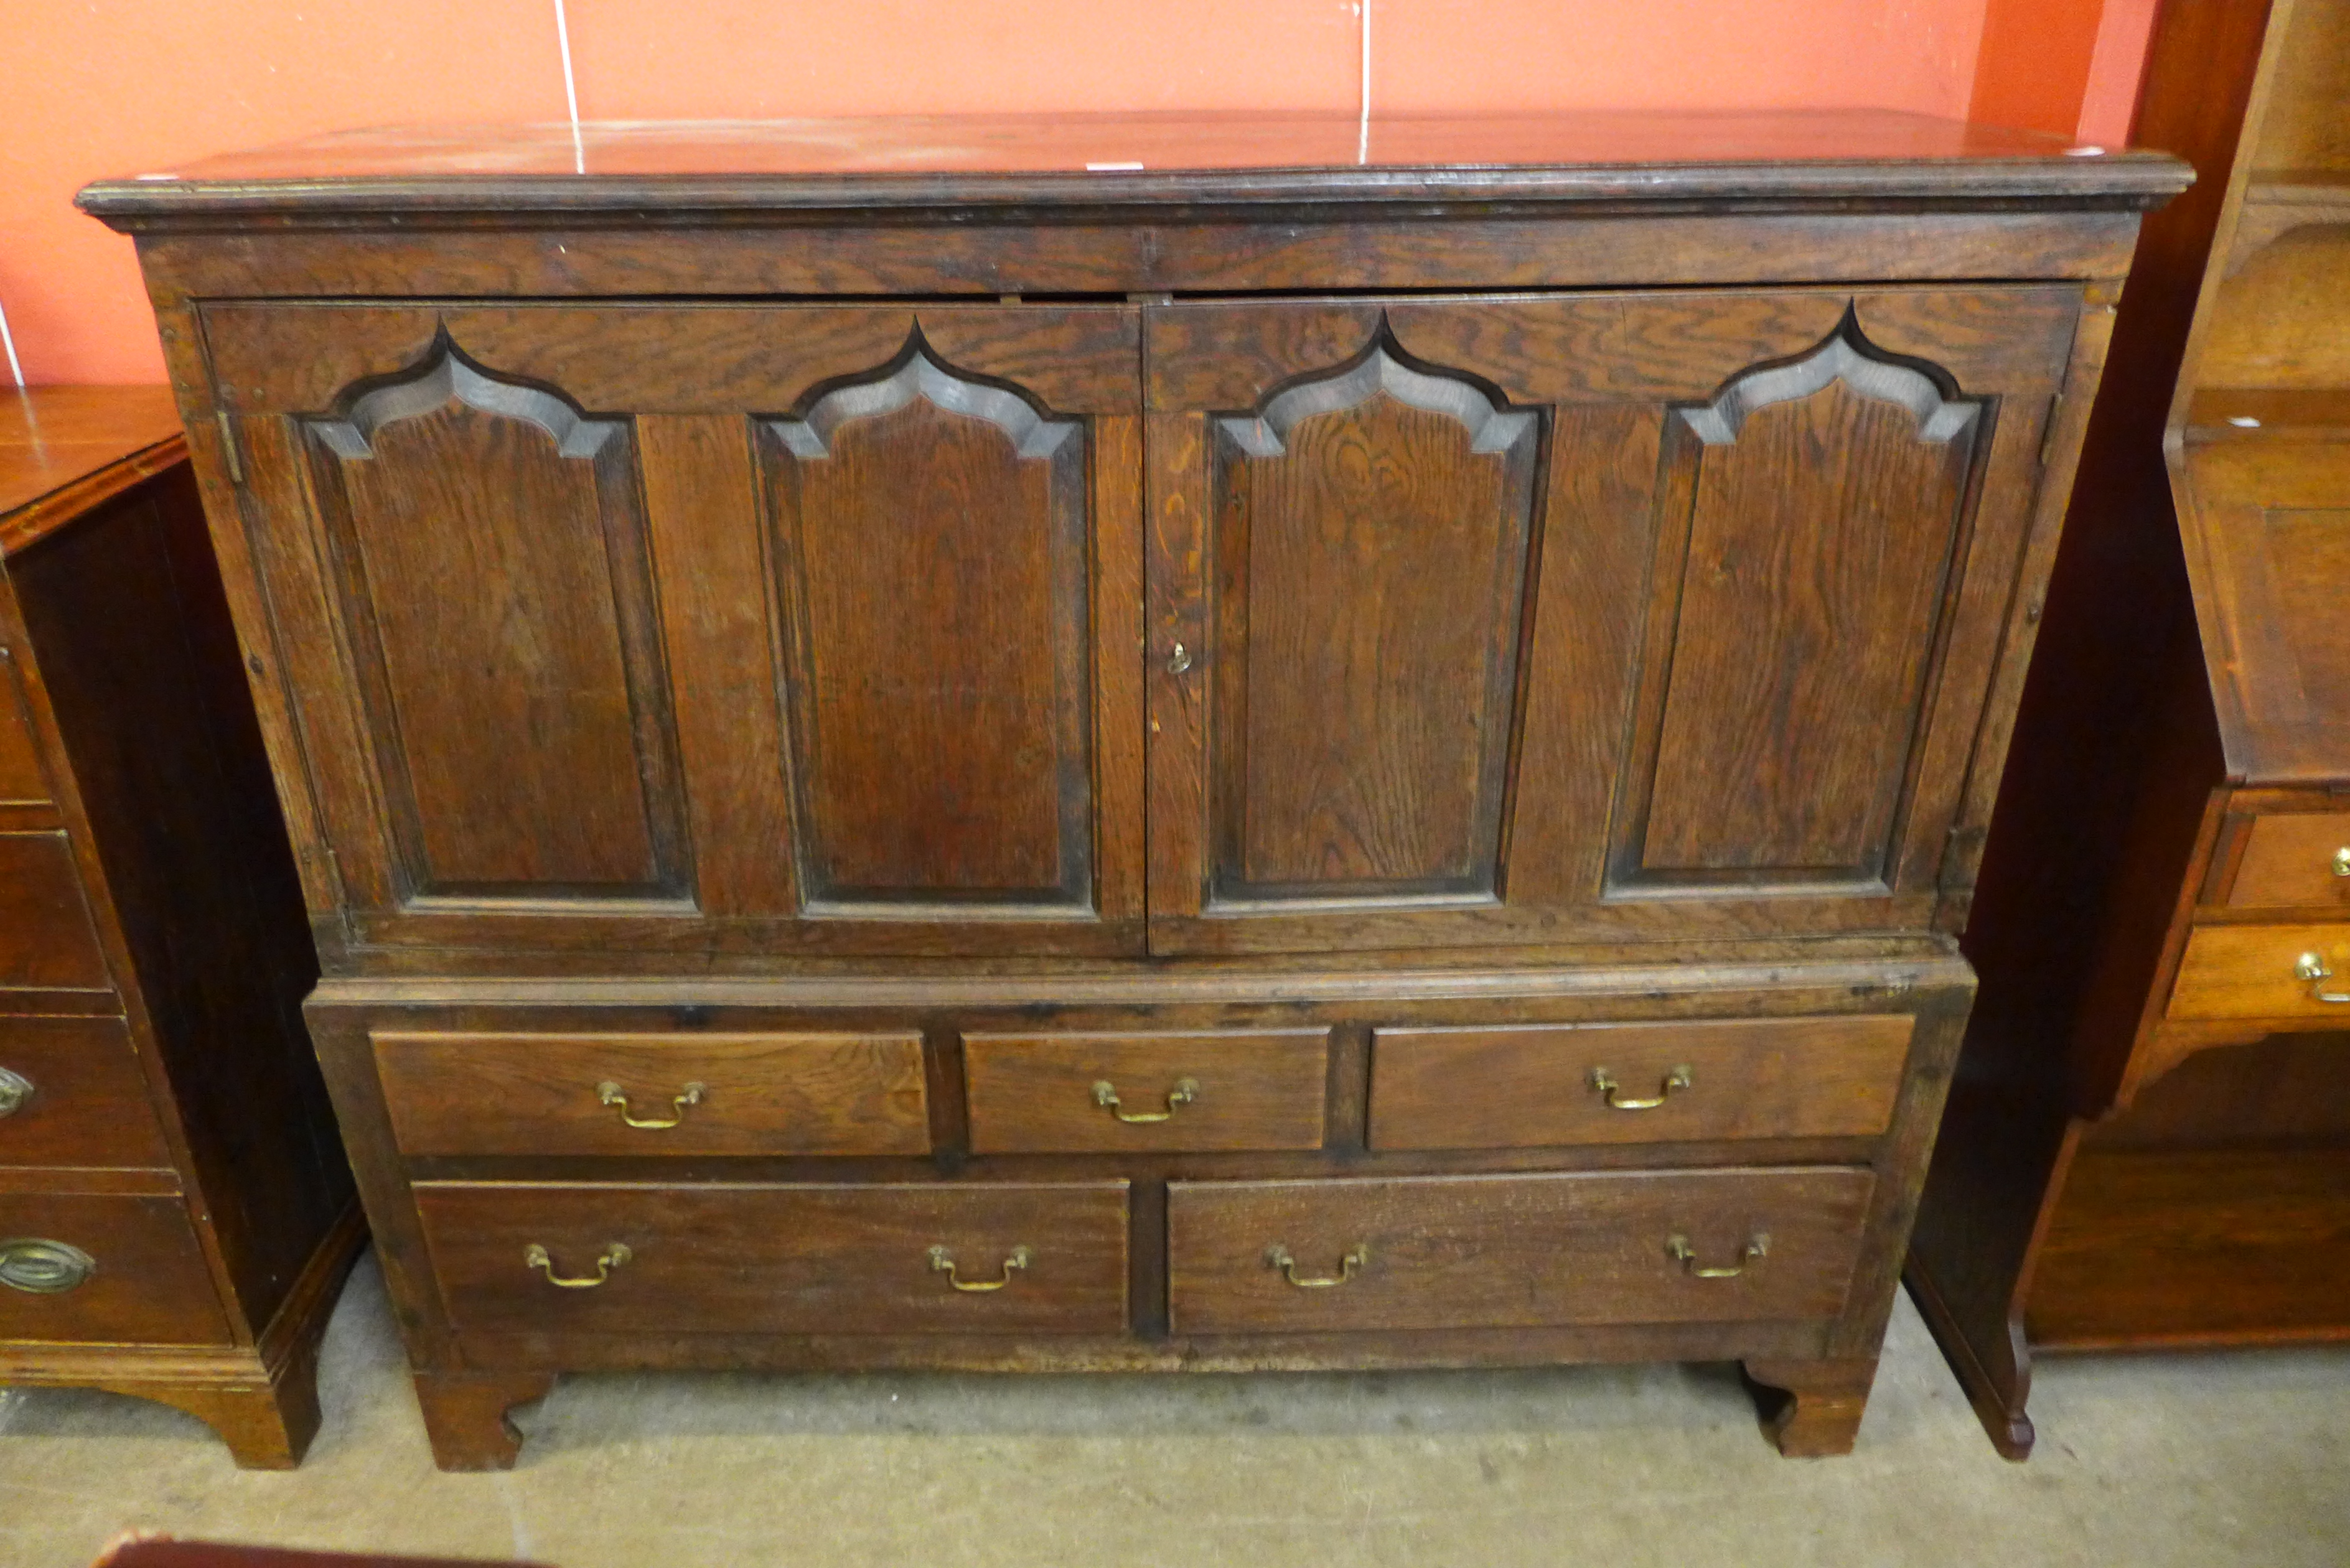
1907, 0, 2350, 1458
0, 387, 360, 1466
80, 109, 2185, 1468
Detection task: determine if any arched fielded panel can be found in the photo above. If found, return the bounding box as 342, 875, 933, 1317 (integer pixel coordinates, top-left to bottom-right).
760, 340, 1097, 913
1205, 337, 1540, 907
306, 344, 686, 902
1611, 324, 1987, 892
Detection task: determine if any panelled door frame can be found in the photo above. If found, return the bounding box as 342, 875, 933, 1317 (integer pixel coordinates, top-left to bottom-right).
202, 299, 1147, 961
1142, 286, 2081, 956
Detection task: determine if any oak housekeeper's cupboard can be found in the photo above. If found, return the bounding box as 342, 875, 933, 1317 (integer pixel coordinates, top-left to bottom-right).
80, 110, 2187, 1468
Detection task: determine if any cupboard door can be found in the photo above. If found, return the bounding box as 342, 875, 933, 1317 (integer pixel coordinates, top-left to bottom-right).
206, 303, 1143, 958
1146, 289, 2078, 953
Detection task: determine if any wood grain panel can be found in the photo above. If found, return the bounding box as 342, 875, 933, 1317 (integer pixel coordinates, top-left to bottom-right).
0, 834, 111, 991
1090, 416, 1147, 923
1168, 1169, 1875, 1334
1367, 1016, 1914, 1150
2168, 923, 2350, 1020
962, 1030, 1328, 1153
1208, 339, 1537, 903
0, 1017, 173, 1169
762, 347, 1093, 912
0, 1192, 231, 1345
375, 1030, 929, 1157
309, 350, 685, 898
639, 416, 797, 918
417, 1180, 1129, 1335
1144, 413, 1210, 922
2228, 811, 2350, 908
1617, 332, 1980, 887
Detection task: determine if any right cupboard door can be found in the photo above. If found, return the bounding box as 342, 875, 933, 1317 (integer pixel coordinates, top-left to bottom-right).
1143, 289, 2083, 955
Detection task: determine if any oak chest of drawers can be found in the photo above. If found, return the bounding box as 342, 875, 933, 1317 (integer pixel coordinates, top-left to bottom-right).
0, 388, 360, 1466
81, 108, 2186, 1468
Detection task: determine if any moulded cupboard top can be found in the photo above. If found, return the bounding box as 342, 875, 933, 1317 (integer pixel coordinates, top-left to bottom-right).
77, 109, 2189, 227
0, 386, 187, 558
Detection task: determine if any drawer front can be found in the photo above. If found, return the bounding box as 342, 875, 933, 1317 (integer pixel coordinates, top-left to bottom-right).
963, 1030, 1328, 1153
0, 660, 48, 804
375, 1031, 930, 1157
0, 1192, 230, 1345
417, 1180, 1129, 1335
0, 1017, 173, 1168
2170, 925, 2350, 1020
2227, 813, 2350, 910
1168, 1169, 1875, 1335
0, 833, 110, 991
1368, 1016, 1912, 1150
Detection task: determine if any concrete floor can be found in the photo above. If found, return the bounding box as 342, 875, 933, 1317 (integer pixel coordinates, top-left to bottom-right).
1, 1253, 2345, 1568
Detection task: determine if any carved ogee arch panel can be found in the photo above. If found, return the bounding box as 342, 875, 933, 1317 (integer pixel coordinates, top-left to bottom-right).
1206, 331, 1542, 907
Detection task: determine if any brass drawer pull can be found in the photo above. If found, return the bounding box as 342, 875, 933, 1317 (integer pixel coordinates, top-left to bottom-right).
2333, 847, 2350, 879
598, 1080, 706, 1129
1590, 1065, 1693, 1111
2295, 952, 2350, 1004
1092, 1076, 1198, 1124
928, 1244, 1032, 1292
524, 1241, 632, 1289
0, 1065, 32, 1119
0, 1238, 96, 1294
1265, 1243, 1369, 1288
1667, 1233, 1769, 1279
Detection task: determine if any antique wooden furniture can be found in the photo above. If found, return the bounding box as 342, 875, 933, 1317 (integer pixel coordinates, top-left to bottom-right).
1907, 0, 2350, 1459
0, 386, 360, 1466
80, 110, 2185, 1469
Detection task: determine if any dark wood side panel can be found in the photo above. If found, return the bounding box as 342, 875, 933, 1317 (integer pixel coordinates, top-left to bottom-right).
759, 343, 1095, 912
9, 465, 350, 1333
416, 1180, 1130, 1335
1615, 327, 1983, 889
306, 346, 685, 900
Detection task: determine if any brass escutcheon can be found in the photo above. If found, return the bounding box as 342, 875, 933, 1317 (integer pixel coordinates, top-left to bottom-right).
524, 1241, 632, 1288
1093, 1077, 1199, 1124
1666, 1233, 1769, 1279
2332, 846, 2349, 879
1265, 1243, 1369, 1288
1590, 1064, 1693, 1111
598, 1080, 706, 1129
929, 1244, 1033, 1292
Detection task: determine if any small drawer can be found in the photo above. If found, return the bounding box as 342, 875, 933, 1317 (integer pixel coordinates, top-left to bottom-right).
0, 658, 49, 805
2226, 813, 2350, 910
1367, 1017, 1912, 1151
962, 1030, 1328, 1153
0, 1016, 174, 1168
416, 1180, 1128, 1335
1168, 1169, 1875, 1336
0, 833, 111, 991
0, 1191, 230, 1345
375, 1030, 930, 1157
2170, 925, 2350, 1020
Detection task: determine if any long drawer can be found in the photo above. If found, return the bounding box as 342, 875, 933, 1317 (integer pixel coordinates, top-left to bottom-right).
963, 1030, 1329, 1153
375, 1030, 931, 1157
0, 833, 111, 992
0, 1190, 230, 1345
1167, 1169, 1875, 1335
2223, 812, 2350, 910
1368, 1017, 1912, 1150
0, 1016, 173, 1168
2168, 925, 2350, 1020
416, 1180, 1129, 1335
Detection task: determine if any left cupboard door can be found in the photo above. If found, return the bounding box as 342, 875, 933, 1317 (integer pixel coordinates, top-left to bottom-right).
202, 303, 1146, 960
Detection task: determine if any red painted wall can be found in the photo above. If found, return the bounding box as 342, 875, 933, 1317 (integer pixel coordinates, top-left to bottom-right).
0, 0, 2155, 386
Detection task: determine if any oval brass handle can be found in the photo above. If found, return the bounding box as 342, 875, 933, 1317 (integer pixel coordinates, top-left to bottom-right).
0, 1238, 96, 1294
1667, 1233, 1769, 1279
2295, 952, 2350, 1004
0, 1065, 32, 1119
929, 1244, 1032, 1292
524, 1241, 632, 1289
598, 1080, 706, 1129
1092, 1076, 1198, 1124
1589, 1065, 1693, 1111
1265, 1243, 1369, 1288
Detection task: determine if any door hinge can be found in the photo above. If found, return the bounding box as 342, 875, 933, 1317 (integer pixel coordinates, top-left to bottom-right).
214, 411, 246, 485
